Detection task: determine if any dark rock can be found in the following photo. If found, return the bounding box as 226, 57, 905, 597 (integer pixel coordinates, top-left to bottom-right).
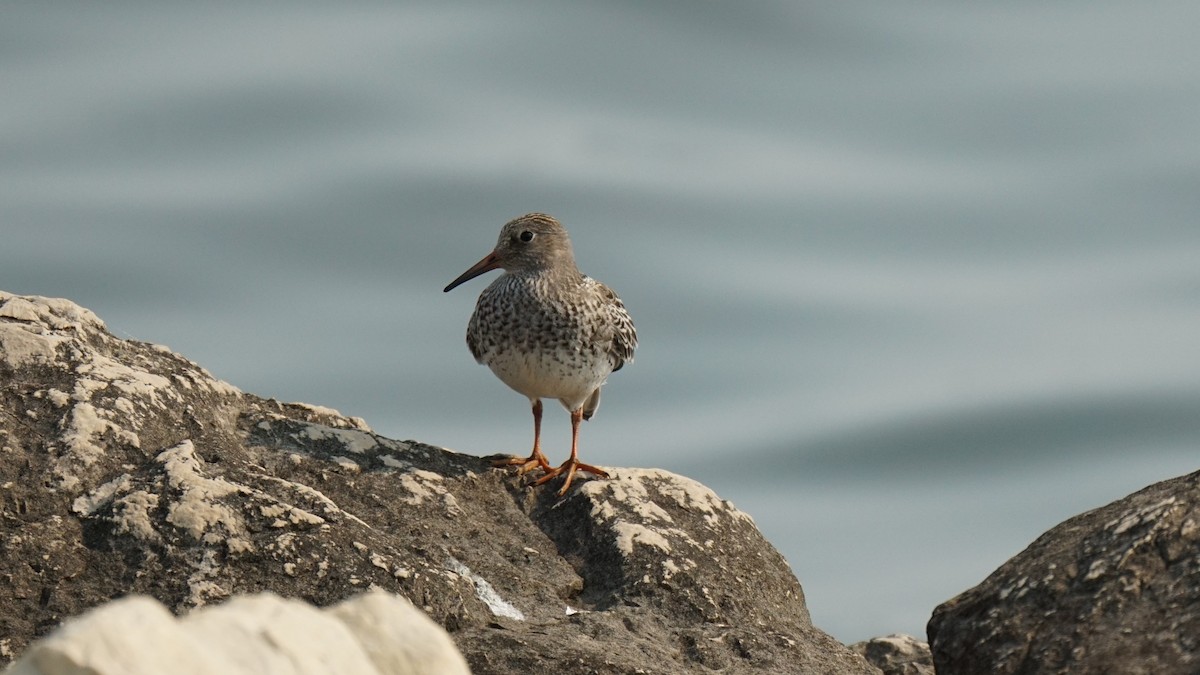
0, 291, 877, 674
929, 471, 1200, 674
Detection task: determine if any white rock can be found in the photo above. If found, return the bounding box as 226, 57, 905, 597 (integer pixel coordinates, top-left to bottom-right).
181, 594, 380, 675
6, 592, 470, 675
6, 596, 230, 675
329, 590, 471, 675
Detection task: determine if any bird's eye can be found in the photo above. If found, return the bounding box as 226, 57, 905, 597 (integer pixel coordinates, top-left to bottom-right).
518, 230, 535, 243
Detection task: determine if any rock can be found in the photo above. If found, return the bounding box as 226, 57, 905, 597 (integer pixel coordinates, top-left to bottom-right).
928, 471, 1200, 674
849, 634, 933, 675
0, 291, 877, 674
7, 591, 470, 675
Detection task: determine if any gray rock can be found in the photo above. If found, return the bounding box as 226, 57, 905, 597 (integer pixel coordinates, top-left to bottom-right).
849, 634, 933, 675
928, 471, 1200, 674
0, 291, 877, 674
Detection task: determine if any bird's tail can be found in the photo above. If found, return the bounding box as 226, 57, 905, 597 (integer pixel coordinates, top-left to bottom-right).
582, 387, 601, 421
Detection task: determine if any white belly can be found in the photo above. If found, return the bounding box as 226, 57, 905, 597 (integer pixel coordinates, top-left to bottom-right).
484, 347, 610, 410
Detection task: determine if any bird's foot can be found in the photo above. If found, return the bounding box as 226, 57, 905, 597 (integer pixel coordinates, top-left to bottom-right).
491, 451, 553, 476
534, 459, 610, 496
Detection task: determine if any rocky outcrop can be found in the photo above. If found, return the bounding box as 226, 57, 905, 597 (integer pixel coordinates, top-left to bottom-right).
849, 634, 933, 675
7, 591, 470, 675
0, 291, 877, 674
929, 471, 1200, 674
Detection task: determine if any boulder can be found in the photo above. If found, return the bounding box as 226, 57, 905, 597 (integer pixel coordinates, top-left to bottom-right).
849, 634, 933, 675
929, 471, 1200, 674
7, 591, 470, 675
0, 291, 877, 674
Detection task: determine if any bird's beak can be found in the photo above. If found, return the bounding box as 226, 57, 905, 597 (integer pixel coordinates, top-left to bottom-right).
443, 251, 502, 292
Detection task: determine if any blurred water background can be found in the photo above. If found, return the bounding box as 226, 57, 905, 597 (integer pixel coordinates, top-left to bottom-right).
4, 2, 1199, 642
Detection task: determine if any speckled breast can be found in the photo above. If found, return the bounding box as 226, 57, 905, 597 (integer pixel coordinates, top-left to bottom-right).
467, 275, 612, 405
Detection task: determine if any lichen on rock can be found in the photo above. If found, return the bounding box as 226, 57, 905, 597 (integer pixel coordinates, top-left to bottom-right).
0, 291, 875, 674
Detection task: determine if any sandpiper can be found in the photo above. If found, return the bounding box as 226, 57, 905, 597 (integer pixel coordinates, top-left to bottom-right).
443, 213, 637, 495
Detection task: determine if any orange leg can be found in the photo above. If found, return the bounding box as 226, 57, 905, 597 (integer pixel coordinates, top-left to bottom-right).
492, 399, 553, 475
535, 407, 610, 496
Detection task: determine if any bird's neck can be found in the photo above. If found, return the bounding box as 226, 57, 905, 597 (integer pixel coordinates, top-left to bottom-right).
511, 264, 584, 294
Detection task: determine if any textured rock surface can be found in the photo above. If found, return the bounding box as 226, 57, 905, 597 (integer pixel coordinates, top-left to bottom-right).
7, 591, 470, 675
849, 634, 933, 675
929, 471, 1200, 674
0, 291, 877, 674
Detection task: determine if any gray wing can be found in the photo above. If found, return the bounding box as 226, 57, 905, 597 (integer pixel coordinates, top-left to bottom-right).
595, 282, 637, 373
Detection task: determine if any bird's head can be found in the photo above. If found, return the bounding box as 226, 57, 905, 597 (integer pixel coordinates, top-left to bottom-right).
443, 213, 576, 292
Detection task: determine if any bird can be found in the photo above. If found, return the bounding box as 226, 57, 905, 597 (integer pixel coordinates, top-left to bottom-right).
443, 213, 637, 496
